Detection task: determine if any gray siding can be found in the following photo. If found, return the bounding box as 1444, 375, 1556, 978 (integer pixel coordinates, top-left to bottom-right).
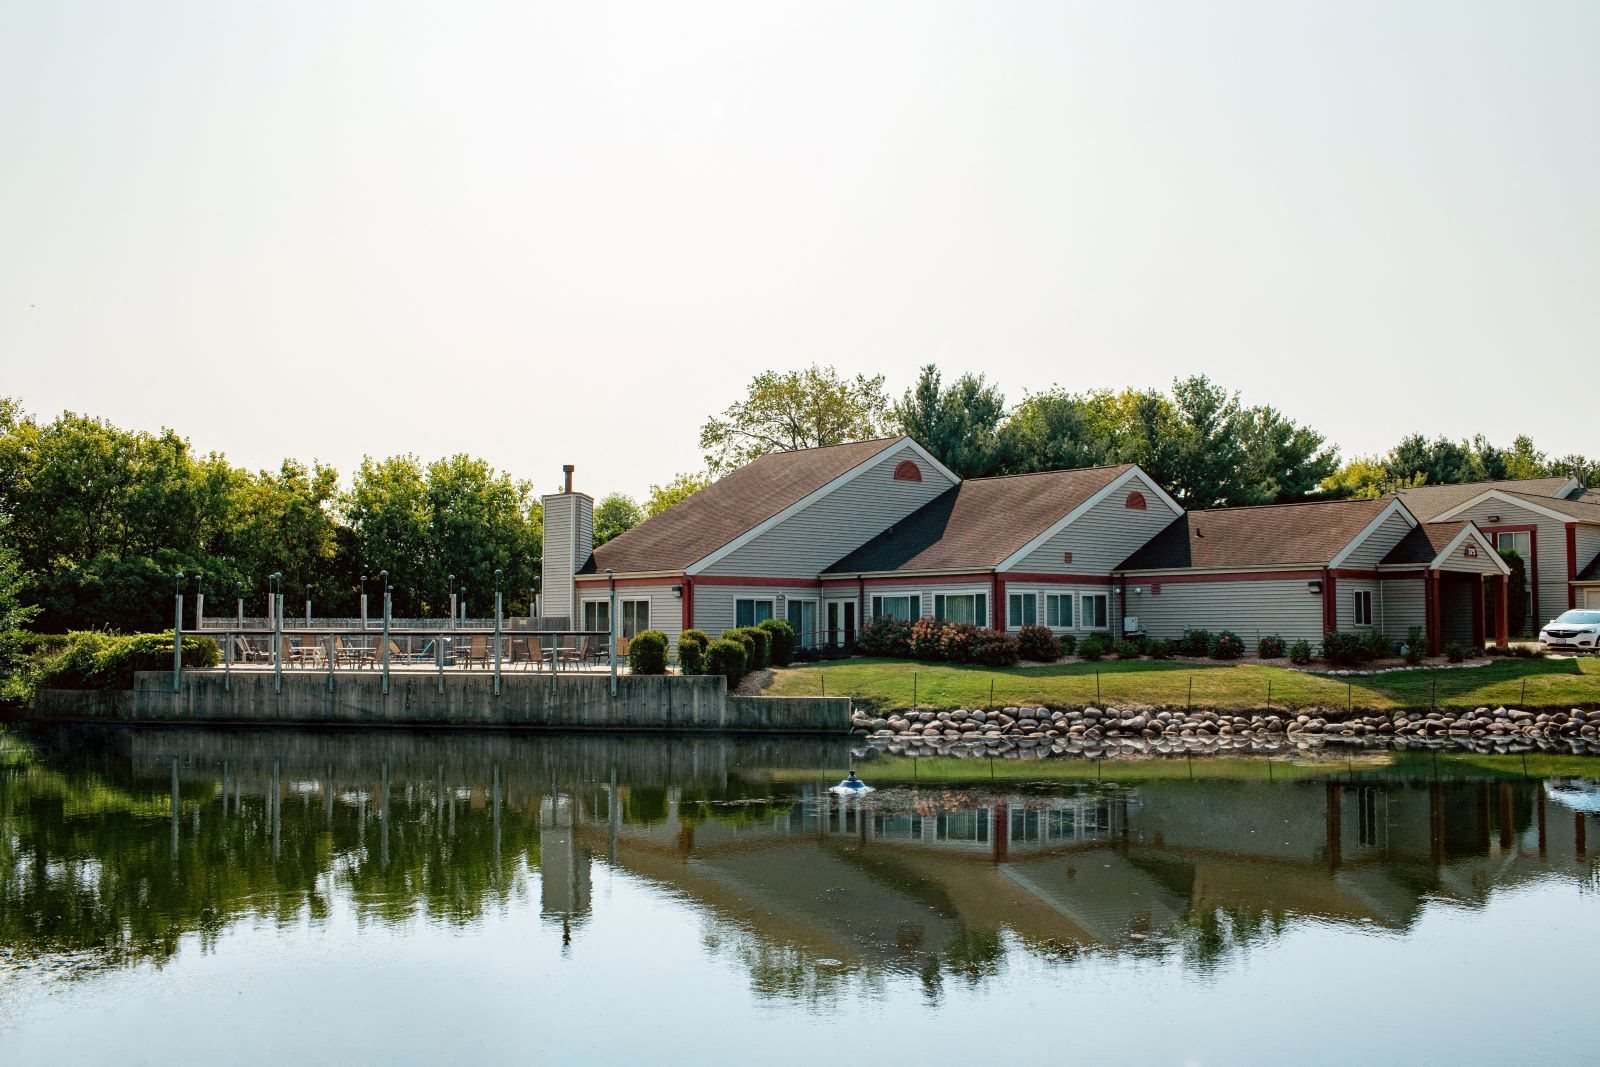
701, 443, 955, 577
692, 584, 822, 643
574, 583, 682, 657
1340, 510, 1413, 567
1011, 473, 1181, 575
1335, 577, 1382, 632
1380, 579, 1427, 643
1127, 578, 1324, 648
861, 580, 992, 626
1442, 499, 1567, 626
1439, 543, 1507, 576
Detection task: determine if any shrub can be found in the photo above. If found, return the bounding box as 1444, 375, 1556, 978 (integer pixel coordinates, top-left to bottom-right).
1403, 626, 1426, 665
1445, 640, 1465, 664
1057, 633, 1078, 657
857, 615, 912, 657
728, 627, 770, 671
909, 618, 944, 661
1288, 640, 1313, 665
1321, 631, 1366, 666
791, 645, 821, 664
627, 630, 668, 675
1178, 629, 1212, 658
34, 631, 221, 691
1257, 635, 1286, 659
1147, 638, 1177, 660
704, 638, 747, 686
756, 618, 796, 667
1361, 629, 1393, 661
971, 628, 1021, 667
1209, 631, 1245, 660
1079, 634, 1108, 661
937, 623, 980, 664
677, 630, 709, 675
1114, 638, 1143, 659
1017, 624, 1060, 663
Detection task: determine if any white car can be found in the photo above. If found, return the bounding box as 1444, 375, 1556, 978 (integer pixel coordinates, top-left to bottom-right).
1538, 609, 1600, 653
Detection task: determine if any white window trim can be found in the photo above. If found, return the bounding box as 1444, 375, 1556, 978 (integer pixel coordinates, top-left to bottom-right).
733, 597, 777, 629
932, 591, 988, 626
1079, 592, 1110, 631
1044, 592, 1076, 630
1352, 589, 1374, 628
869, 592, 923, 622
783, 596, 820, 646
580, 600, 611, 632
1007, 591, 1039, 629
620, 597, 651, 636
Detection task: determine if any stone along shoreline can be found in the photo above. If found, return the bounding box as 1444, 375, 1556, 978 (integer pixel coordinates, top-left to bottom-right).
851, 704, 1600, 759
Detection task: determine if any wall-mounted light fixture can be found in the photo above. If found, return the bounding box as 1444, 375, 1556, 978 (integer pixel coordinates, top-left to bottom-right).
1487, 514, 1500, 524
671, 584, 683, 599
1308, 580, 1323, 594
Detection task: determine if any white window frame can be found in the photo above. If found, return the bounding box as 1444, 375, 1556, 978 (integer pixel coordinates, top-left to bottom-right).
1352, 589, 1373, 628
870, 593, 921, 622
785, 596, 819, 647
1081, 593, 1109, 630
620, 598, 650, 637
1044, 593, 1075, 629
1008, 592, 1038, 628
933, 592, 987, 627
581, 600, 610, 633
734, 597, 775, 629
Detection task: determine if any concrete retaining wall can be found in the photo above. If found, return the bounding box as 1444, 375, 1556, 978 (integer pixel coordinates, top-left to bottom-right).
28, 671, 850, 734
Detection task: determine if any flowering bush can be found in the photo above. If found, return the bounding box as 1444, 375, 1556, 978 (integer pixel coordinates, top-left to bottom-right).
1257, 634, 1286, 659
1210, 631, 1245, 660
1017, 624, 1060, 662
857, 615, 913, 657
937, 623, 980, 664
909, 618, 944, 661
971, 628, 1021, 667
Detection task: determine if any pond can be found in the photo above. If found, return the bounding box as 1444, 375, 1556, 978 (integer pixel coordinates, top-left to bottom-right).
1, 725, 1596, 1065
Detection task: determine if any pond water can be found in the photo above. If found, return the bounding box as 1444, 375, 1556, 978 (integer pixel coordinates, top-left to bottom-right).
2, 725, 1597, 1065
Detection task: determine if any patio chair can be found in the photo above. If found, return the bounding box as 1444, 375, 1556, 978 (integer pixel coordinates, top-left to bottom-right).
556, 636, 584, 671
616, 634, 631, 659
465, 635, 489, 669
233, 636, 266, 664
584, 636, 607, 666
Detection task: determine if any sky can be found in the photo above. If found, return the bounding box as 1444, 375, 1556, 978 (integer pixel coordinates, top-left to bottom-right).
2, 1, 1596, 501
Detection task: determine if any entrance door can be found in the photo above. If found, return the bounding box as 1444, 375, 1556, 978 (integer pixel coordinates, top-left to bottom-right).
787, 600, 817, 649
825, 599, 857, 649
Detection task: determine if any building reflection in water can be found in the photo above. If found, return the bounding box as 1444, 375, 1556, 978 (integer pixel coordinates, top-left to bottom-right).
1, 725, 1596, 997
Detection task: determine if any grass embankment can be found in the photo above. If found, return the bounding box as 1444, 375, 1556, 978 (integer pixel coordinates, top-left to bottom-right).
770, 750, 1600, 786
765, 656, 1600, 712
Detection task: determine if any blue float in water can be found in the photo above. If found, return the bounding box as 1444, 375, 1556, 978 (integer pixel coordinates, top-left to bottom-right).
828, 771, 874, 795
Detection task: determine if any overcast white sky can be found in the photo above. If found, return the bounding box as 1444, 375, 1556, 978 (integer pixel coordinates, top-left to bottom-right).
2, 1, 1596, 500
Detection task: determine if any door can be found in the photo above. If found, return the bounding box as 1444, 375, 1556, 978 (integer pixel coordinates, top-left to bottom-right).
1587, 588, 1600, 610
787, 600, 817, 649
826, 601, 840, 646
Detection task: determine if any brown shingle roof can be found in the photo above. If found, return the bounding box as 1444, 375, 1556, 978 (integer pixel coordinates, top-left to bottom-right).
1116, 497, 1393, 571
584, 437, 906, 575
1498, 489, 1600, 524
823, 465, 1134, 575
1578, 554, 1600, 582
1396, 477, 1577, 521
1380, 522, 1470, 566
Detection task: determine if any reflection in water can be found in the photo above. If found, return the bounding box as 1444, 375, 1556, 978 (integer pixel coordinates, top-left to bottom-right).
1, 725, 1597, 1005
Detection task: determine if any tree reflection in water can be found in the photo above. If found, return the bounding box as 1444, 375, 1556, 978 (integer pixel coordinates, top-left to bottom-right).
1, 725, 1597, 1001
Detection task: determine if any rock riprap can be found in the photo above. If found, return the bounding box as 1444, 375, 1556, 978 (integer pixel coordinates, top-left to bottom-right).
848, 704, 1599, 758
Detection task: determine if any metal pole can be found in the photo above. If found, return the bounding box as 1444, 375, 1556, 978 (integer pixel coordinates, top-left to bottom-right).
607, 570, 618, 697
382, 581, 392, 695
274, 592, 283, 694
196, 591, 205, 632
224, 626, 232, 690
436, 627, 444, 694
360, 592, 368, 632
173, 574, 184, 693
326, 633, 335, 692
494, 589, 503, 696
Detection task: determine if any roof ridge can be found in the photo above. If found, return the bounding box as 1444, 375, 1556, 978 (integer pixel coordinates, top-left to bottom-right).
963, 463, 1133, 484
1188, 496, 1384, 516
749, 435, 906, 461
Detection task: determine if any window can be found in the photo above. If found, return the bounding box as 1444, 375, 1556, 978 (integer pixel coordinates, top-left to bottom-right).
933, 593, 986, 626
1081, 593, 1108, 629
1045, 593, 1075, 628
1353, 589, 1373, 627
582, 601, 609, 633
786, 599, 817, 646
735, 598, 774, 628
871, 594, 917, 621
621, 599, 650, 637
1008, 592, 1037, 627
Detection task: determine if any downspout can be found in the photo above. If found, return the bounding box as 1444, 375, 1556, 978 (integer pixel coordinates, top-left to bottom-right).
991, 572, 1003, 630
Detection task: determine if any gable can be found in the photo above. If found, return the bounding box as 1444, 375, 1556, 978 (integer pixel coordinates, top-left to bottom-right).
697, 441, 958, 577
1006, 471, 1183, 575
1332, 505, 1416, 568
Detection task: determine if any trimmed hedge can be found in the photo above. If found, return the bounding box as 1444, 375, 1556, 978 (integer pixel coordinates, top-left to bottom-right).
1017, 624, 1059, 663
34, 631, 220, 691
705, 638, 747, 686
1178, 629, 1212, 658
677, 630, 709, 675
857, 616, 912, 657
627, 630, 668, 675
1057, 633, 1078, 656
971, 629, 1021, 667
1289, 639, 1313, 665
756, 618, 796, 667
1257, 635, 1286, 659
1079, 634, 1108, 661
729, 627, 770, 671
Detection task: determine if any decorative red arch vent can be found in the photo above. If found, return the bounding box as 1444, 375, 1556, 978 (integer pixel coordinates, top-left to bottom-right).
893, 460, 923, 482
1125, 490, 1147, 510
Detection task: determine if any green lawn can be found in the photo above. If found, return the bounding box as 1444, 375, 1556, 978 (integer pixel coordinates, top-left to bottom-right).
764, 655, 1600, 711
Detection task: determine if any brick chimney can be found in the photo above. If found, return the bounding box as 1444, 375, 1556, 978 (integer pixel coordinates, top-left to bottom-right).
540, 465, 593, 626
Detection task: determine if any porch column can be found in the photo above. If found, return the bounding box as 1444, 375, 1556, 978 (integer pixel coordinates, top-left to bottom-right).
1470, 575, 1485, 651
1495, 574, 1510, 649
1322, 569, 1337, 634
